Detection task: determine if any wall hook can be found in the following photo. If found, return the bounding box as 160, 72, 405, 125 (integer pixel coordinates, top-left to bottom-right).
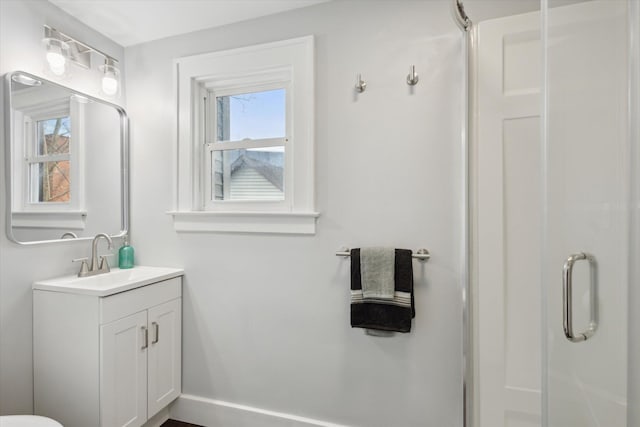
355, 73, 367, 93
406, 65, 419, 86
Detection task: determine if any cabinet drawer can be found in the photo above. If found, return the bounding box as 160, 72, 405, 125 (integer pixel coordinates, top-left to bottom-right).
100, 276, 182, 324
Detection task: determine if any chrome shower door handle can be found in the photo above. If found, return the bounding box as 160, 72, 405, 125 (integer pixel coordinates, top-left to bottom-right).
562, 252, 598, 343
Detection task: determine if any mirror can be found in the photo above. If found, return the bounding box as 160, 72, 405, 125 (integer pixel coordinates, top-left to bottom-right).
4, 71, 128, 244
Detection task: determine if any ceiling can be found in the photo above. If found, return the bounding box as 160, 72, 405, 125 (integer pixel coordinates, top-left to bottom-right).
48, 0, 330, 47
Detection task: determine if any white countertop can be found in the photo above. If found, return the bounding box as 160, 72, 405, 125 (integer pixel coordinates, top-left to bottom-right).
33, 266, 184, 297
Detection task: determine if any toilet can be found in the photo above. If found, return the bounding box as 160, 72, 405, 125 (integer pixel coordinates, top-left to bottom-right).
0, 416, 62, 427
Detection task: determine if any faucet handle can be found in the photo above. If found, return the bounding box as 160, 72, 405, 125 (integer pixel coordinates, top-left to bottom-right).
72, 257, 89, 277
98, 255, 113, 272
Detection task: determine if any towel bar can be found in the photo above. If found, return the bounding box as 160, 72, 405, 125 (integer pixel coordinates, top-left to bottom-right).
335, 248, 430, 261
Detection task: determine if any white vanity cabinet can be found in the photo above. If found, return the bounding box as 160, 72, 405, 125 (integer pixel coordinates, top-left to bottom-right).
33, 267, 183, 427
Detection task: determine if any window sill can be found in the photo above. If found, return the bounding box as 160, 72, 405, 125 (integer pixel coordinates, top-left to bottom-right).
168, 211, 319, 235
12, 210, 87, 229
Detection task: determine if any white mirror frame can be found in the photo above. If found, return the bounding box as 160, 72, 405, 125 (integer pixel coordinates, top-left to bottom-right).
3, 71, 129, 245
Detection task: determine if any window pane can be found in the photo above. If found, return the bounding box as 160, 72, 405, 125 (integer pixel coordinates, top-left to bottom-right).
216, 89, 285, 142
31, 160, 70, 203
211, 148, 284, 201
37, 117, 70, 156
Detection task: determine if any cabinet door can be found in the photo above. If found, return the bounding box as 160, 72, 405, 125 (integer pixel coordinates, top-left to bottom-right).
101, 311, 148, 427
147, 298, 182, 417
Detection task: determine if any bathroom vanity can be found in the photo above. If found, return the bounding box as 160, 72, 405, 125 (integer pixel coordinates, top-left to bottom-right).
32, 266, 184, 427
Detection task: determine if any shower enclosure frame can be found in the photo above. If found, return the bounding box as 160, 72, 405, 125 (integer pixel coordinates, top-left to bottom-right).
451, 1, 473, 427
628, 0, 640, 424
456, 0, 639, 426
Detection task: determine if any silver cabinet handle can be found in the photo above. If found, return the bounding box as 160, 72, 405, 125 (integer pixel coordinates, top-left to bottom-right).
141, 326, 148, 350
152, 322, 159, 344
563, 252, 598, 343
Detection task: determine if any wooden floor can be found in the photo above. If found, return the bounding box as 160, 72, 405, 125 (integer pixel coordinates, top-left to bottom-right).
161, 420, 203, 427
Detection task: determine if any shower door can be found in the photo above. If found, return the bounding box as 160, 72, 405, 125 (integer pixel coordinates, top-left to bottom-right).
542, 1, 632, 426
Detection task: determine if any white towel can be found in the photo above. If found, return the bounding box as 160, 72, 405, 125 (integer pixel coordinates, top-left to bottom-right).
360, 247, 395, 300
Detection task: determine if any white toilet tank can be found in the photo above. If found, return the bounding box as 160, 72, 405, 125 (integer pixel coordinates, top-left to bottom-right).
0, 416, 63, 427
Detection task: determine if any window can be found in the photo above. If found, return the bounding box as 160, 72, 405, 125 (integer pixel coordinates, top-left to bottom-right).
30, 116, 72, 203
172, 36, 317, 234
12, 94, 86, 229
207, 87, 287, 204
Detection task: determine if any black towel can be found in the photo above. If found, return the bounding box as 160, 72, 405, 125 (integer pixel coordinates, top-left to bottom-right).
350, 248, 415, 333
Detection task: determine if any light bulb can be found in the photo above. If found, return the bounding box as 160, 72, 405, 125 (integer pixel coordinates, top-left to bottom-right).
46, 51, 66, 75
102, 75, 118, 95
43, 28, 70, 77
100, 59, 120, 96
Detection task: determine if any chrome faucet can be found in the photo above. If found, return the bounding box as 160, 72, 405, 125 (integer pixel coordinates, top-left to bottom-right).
73, 233, 113, 277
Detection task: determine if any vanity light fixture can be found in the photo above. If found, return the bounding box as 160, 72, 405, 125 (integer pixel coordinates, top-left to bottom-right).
42, 25, 120, 97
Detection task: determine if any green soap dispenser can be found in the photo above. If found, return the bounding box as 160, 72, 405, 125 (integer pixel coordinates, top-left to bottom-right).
118, 235, 134, 269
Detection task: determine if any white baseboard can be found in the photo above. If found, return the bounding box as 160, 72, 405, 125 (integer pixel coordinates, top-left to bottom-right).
169, 394, 350, 427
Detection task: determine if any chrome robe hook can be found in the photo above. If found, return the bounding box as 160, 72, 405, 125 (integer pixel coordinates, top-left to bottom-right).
355, 73, 366, 93
406, 65, 419, 86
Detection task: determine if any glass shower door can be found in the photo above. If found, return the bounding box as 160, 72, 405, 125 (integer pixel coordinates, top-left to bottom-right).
542, 1, 631, 426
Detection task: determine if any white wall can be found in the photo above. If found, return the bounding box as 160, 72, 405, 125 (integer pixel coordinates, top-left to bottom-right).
126, 1, 464, 426
0, 0, 124, 414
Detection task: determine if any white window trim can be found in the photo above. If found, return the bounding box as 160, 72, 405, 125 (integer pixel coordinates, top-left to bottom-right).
12, 96, 86, 229
12, 210, 87, 229
170, 36, 318, 234
170, 211, 318, 235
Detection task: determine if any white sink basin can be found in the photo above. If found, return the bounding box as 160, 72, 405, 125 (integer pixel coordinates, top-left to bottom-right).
33, 266, 184, 297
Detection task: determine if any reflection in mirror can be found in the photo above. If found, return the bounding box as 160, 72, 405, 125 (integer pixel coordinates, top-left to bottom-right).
5, 71, 128, 244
